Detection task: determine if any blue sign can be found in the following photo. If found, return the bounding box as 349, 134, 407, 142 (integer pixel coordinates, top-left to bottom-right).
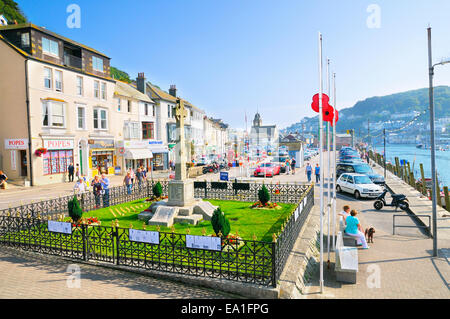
220, 172, 229, 181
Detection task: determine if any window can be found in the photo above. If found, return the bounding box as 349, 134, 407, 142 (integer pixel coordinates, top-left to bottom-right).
44, 67, 52, 89
76, 76, 83, 96
42, 101, 65, 127
144, 103, 149, 116
94, 81, 99, 98
55, 70, 63, 92
21, 32, 30, 48
142, 122, 154, 139
42, 37, 59, 56
127, 100, 131, 113
43, 150, 73, 175
77, 106, 86, 129
93, 108, 107, 130
124, 122, 140, 139
101, 82, 106, 100
92, 56, 103, 72
168, 105, 171, 117
117, 98, 121, 111
152, 105, 155, 117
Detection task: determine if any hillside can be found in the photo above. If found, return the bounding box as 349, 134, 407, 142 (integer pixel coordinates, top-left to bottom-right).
0, 0, 26, 24
284, 86, 450, 133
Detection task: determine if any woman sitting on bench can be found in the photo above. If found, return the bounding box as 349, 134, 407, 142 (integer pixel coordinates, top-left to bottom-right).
345, 210, 369, 249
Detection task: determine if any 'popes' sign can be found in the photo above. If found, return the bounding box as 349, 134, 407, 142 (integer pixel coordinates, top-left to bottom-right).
43, 139, 74, 150
5, 139, 28, 150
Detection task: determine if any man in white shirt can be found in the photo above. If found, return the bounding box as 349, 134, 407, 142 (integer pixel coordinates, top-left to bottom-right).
73, 178, 87, 193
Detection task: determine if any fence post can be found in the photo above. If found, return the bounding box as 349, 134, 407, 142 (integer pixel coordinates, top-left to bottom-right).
420, 164, 427, 196
444, 186, 450, 212
395, 157, 400, 177
115, 226, 120, 266
436, 172, 442, 207
82, 224, 87, 261
271, 241, 277, 287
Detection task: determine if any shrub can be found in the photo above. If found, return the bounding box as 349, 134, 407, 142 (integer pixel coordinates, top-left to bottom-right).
68, 196, 83, 223
153, 181, 163, 198
258, 184, 271, 206
211, 207, 231, 238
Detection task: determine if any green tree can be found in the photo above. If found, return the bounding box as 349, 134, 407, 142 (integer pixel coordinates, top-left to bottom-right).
211, 207, 230, 238
152, 181, 163, 198
0, 0, 27, 24
110, 66, 131, 83
68, 196, 83, 223
258, 184, 270, 206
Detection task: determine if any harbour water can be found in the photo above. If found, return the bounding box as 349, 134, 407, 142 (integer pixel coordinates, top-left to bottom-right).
373, 144, 450, 188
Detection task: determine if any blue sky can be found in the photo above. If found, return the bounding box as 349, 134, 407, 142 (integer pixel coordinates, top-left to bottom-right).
14, 0, 450, 129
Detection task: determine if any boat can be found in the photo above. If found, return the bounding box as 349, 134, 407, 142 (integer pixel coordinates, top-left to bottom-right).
416, 144, 424, 149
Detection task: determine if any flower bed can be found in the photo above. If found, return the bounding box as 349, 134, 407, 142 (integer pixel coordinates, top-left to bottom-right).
250, 201, 281, 210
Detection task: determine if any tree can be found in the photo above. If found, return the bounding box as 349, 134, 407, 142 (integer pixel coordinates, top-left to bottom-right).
152, 181, 163, 198
68, 196, 83, 223
258, 184, 270, 206
110, 66, 131, 83
0, 0, 27, 24
211, 207, 230, 238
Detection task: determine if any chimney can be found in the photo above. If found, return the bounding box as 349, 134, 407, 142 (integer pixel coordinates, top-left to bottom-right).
169, 85, 177, 97
136, 72, 146, 95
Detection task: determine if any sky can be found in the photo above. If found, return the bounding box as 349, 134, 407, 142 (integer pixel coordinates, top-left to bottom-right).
13, 0, 450, 130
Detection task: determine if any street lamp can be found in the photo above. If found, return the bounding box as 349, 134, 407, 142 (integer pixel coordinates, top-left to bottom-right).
427, 27, 450, 257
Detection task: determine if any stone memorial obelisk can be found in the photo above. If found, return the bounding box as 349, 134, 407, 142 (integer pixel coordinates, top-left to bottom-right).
167, 98, 195, 207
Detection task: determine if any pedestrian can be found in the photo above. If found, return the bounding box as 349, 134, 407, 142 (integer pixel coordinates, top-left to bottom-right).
91, 175, 102, 209
136, 167, 144, 189
123, 172, 133, 195
68, 162, 74, 182
100, 173, 110, 208
344, 210, 369, 249
127, 167, 135, 184
305, 163, 312, 182
0, 170, 8, 190
315, 164, 320, 183
285, 158, 291, 175
75, 164, 81, 180
73, 178, 87, 194
290, 158, 296, 175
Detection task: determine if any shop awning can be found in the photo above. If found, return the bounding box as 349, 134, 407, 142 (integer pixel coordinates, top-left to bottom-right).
124, 149, 153, 159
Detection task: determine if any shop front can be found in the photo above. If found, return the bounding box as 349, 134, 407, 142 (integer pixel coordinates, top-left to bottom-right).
37, 138, 75, 185
119, 140, 154, 172
147, 140, 168, 171
3, 138, 29, 181
88, 139, 115, 176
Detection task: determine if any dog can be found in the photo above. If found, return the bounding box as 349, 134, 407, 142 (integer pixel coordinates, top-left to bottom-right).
365, 227, 375, 243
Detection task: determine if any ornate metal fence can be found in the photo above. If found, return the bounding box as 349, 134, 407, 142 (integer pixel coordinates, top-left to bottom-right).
0, 182, 314, 287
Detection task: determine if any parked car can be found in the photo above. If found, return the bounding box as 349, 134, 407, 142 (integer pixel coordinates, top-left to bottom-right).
253, 163, 281, 177
336, 162, 385, 185
336, 173, 384, 199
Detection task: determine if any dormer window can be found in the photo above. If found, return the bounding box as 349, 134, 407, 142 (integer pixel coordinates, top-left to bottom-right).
92, 56, 103, 72
42, 37, 59, 56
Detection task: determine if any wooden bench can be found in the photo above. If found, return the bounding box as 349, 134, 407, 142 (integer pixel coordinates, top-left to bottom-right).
335, 231, 358, 284
339, 216, 358, 246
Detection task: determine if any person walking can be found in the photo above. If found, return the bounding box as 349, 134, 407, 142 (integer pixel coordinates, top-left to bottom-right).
75, 164, 81, 180
315, 164, 320, 183
305, 163, 312, 182
136, 167, 144, 190
91, 175, 102, 209
285, 158, 291, 175
68, 163, 75, 182
290, 158, 296, 175
123, 172, 133, 195
73, 178, 87, 194
100, 173, 110, 208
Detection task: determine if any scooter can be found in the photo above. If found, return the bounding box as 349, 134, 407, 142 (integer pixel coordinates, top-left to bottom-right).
373, 189, 409, 211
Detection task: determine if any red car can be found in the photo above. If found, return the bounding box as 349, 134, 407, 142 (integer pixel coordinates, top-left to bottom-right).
254, 163, 281, 177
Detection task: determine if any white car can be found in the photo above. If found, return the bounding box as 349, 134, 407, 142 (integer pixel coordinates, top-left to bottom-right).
336, 173, 383, 199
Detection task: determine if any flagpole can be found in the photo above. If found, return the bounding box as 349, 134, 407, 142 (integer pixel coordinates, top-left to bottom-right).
326, 58, 331, 267
332, 72, 337, 251
318, 32, 324, 293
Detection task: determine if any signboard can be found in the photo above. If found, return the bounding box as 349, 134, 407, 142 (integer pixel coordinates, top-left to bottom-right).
220, 171, 229, 181
129, 229, 160, 245
89, 139, 114, 149
48, 221, 72, 234
186, 235, 222, 251
44, 139, 74, 150
5, 138, 28, 150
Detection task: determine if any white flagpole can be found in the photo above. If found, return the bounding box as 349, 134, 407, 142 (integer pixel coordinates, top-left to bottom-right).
318, 32, 324, 293
326, 58, 331, 267
332, 72, 337, 251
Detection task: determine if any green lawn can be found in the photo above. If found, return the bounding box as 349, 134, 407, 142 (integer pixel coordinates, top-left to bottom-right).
67, 198, 296, 242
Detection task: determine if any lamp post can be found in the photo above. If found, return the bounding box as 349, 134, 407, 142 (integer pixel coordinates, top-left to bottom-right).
427, 27, 450, 257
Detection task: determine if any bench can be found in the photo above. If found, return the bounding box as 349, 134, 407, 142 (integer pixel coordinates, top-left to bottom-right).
339, 216, 358, 246
335, 231, 358, 284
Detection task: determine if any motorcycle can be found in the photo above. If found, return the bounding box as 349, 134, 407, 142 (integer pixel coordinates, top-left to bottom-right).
373, 189, 409, 211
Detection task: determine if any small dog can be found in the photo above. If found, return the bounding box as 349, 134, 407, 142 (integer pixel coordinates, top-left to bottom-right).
365, 227, 375, 243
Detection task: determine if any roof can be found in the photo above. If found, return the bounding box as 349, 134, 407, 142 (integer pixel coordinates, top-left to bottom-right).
0, 23, 109, 58
146, 83, 177, 103
114, 81, 154, 103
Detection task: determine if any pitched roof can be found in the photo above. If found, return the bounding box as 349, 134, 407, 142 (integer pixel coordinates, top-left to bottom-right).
114, 81, 154, 103
0, 23, 109, 58
146, 83, 177, 103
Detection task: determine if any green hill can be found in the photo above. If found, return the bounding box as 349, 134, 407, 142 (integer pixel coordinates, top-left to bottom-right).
284, 86, 450, 133
0, 0, 27, 24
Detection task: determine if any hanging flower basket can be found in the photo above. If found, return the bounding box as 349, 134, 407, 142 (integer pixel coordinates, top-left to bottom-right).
35, 148, 48, 157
